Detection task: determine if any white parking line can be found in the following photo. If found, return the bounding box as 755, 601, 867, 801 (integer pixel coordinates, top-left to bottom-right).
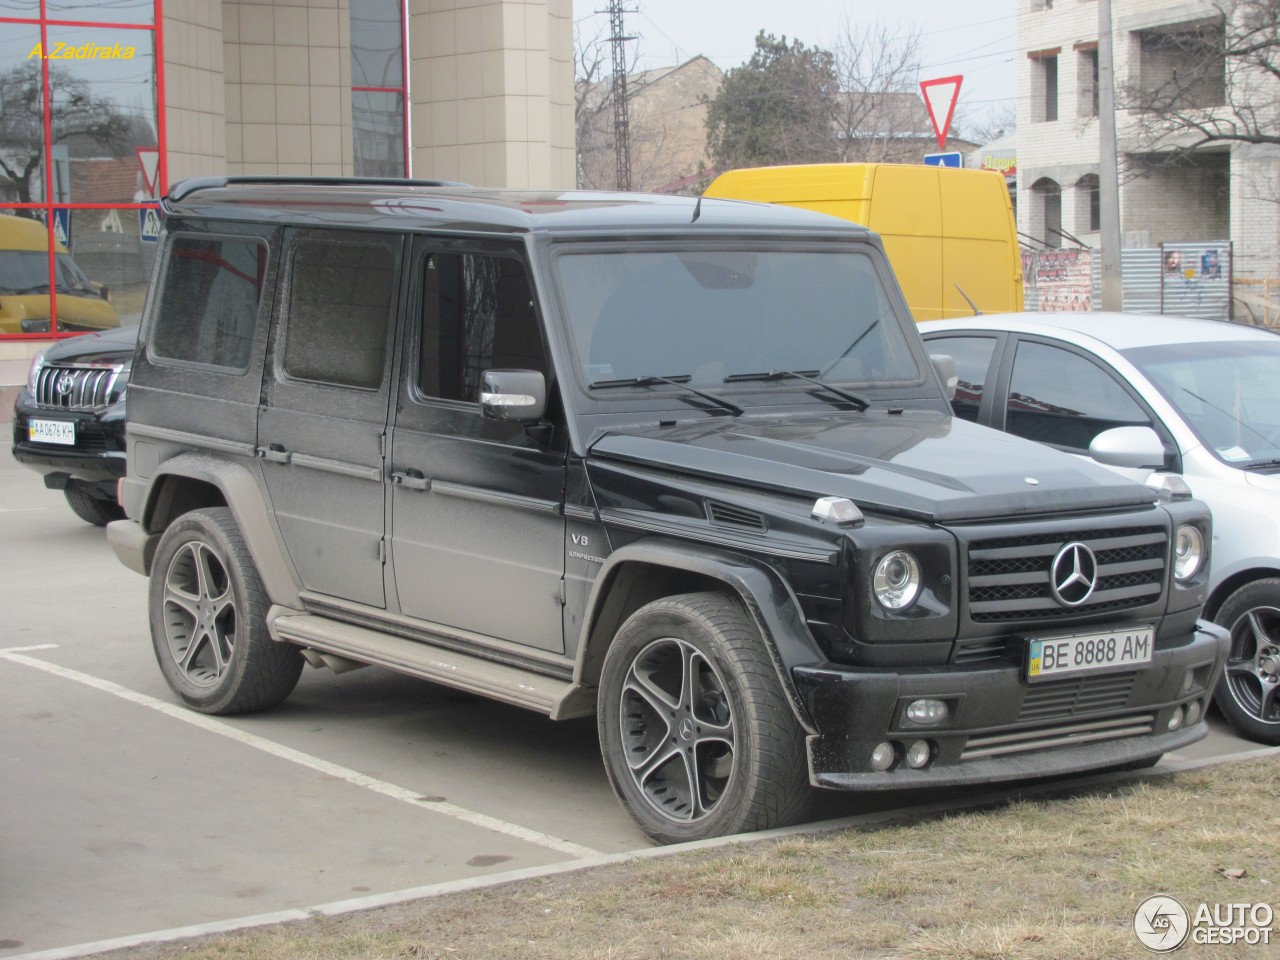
0, 646, 600, 859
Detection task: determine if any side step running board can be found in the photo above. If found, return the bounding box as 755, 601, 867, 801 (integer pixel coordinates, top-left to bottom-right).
267, 609, 595, 719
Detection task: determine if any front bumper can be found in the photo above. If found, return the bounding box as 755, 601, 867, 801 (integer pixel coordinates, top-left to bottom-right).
793, 619, 1230, 790
11, 393, 127, 488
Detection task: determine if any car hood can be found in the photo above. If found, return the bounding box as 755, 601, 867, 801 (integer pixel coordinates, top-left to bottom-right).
43, 324, 138, 364
588, 410, 1159, 524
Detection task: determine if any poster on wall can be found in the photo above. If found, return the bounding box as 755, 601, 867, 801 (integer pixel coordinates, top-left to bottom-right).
1036, 248, 1093, 312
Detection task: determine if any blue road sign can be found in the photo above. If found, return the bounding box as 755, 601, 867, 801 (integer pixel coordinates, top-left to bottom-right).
924, 152, 962, 168
52, 209, 70, 247
139, 205, 162, 242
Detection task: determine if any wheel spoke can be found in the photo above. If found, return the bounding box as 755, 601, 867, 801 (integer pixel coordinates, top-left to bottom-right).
678, 748, 708, 819
194, 544, 222, 604
631, 739, 681, 780
1226, 660, 1260, 679
162, 580, 200, 619
178, 628, 210, 673
1258, 682, 1279, 722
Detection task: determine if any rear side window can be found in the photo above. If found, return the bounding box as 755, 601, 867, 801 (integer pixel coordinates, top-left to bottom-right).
152, 235, 267, 370
282, 233, 399, 390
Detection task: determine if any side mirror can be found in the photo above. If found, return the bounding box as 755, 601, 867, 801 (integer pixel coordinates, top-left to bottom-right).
929, 354, 958, 401
1089, 426, 1167, 469
480, 369, 546, 423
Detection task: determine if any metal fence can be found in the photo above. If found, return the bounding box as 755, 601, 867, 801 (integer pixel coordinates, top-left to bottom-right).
1023, 242, 1232, 320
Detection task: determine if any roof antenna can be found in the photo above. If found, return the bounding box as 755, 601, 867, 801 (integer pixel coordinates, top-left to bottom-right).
691, 193, 702, 223
955, 284, 983, 316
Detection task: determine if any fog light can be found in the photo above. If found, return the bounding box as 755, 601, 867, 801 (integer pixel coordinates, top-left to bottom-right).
905, 740, 932, 769
1168, 705, 1185, 731
1185, 700, 1203, 725
870, 742, 896, 771
906, 699, 949, 726
1179, 670, 1196, 696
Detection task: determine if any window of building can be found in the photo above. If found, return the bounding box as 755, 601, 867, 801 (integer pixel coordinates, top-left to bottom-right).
283, 233, 399, 389
351, 0, 407, 177
1006, 341, 1153, 451
1029, 49, 1061, 123
1137, 21, 1227, 110
419, 253, 547, 404
1076, 174, 1101, 234
1078, 46, 1099, 117
152, 235, 266, 371
0, 0, 164, 339
1031, 178, 1063, 248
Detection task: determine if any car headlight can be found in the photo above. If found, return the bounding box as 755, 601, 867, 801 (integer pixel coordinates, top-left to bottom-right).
26, 350, 46, 393
1173, 524, 1205, 582
874, 550, 921, 610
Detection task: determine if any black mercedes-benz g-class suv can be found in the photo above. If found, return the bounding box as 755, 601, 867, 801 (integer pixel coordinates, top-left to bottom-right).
109, 177, 1229, 844
11, 323, 135, 525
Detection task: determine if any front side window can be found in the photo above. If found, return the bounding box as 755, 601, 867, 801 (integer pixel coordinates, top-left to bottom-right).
925, 334, 998, 422
1006, 340, 1151, 451
419, 252, 546, 403
556, 247, 920, 390
151, 235, 266, 370
282, 233, 399, 390
1126, 339, 1280, 468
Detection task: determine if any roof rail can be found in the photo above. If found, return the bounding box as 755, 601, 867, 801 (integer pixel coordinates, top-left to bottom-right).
167, 175, 471, 202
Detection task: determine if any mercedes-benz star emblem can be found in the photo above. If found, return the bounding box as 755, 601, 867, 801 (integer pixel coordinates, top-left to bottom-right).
56, 374, 75, 396
1050, 542, 1098, 607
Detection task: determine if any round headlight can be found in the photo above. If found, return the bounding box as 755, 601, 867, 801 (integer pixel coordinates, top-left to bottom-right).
873, 550, 921, 610
1173, 524, 1205, 582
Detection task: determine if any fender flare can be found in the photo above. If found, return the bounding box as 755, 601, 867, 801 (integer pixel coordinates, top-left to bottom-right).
574, 539, 825, 734
143, 452, 302, 608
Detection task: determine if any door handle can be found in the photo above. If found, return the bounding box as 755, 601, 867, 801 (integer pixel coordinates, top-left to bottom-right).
258, 442, 291, 464
391, 469, 429, 491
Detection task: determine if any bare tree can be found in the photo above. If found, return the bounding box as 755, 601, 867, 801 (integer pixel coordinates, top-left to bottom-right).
826, 19, 926, 163
959, 102, 1017, 146
575, 24, 670, 190
1123, 0, 1280, 154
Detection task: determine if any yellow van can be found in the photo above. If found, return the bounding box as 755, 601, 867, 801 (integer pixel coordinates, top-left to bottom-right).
705, 163, 1023, 322
0, 214, 118, 334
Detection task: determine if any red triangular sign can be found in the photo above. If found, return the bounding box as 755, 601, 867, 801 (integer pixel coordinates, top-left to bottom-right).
920, 75, 963, 150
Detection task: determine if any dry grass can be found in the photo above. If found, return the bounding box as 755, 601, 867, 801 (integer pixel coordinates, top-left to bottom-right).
107, 758, 1278, 960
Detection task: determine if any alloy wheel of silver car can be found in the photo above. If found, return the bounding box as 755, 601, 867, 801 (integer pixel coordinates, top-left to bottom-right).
161, 538, 238, 688
619, 635, 737, 824
1223, 605, 1280, 728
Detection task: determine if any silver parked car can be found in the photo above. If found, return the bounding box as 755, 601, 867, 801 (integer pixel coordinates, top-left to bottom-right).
921, 312, 1280, 745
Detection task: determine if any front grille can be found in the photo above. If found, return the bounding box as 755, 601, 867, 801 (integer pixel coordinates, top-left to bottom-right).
968, 526, 1166, 623
34, 363, 122, 410
1019, 672, 1137, 722
961, 713, 1155, 761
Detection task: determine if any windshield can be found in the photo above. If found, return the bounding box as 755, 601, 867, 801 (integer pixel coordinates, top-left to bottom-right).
0, 250, 104, 298
555, 247, 921, 392
1123, 338, 1280, 467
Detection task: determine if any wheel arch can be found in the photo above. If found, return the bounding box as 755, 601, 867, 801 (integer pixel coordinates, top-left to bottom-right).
1205, 565, 1280, 622
573, 540, 823, 734
141, 454, 301, 608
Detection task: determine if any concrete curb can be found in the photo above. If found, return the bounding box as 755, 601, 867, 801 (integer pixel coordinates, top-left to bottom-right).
9, 743, 1278, 960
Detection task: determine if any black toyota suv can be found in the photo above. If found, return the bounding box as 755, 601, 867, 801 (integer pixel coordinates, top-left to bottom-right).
11, 323, 135, 525
108, 177, 1229, 843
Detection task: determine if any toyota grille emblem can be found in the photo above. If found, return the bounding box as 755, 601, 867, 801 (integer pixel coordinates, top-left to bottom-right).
56, 373, 75, 396
1050, 542, 1098, 607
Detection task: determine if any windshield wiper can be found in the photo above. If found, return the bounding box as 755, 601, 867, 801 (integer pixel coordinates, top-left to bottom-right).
724, 369, 869, 410
588, 374, 744, 417
1242, 459, 1280, 471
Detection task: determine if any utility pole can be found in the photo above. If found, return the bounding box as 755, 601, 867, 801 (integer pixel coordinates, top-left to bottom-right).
607, 0, 635, 191
1098, 0, 1123, 311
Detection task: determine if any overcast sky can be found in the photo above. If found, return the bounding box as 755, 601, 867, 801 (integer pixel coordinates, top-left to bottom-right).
574, 0, 1019, 135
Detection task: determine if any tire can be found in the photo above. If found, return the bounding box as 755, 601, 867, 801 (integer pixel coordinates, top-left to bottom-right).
64, 481, 125, 526
1212, 579, 1280, 746
149, 507, 303, 715
597, 592, 810, 844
